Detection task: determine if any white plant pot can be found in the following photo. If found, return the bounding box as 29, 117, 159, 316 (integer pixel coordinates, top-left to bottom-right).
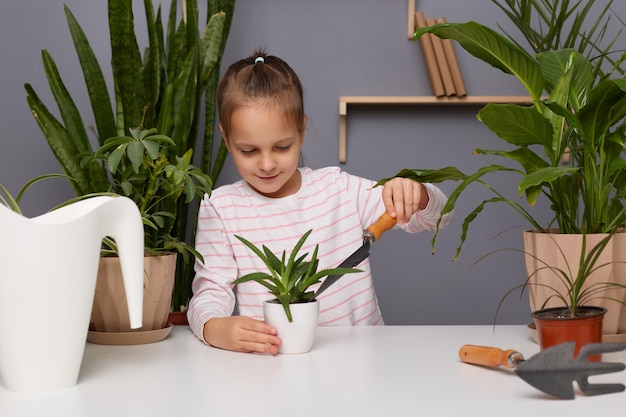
0, 196, 144, 392
263, 299, 319, 354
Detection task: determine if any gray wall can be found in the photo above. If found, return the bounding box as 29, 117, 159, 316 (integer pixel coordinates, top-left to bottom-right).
2, 1, 624, 325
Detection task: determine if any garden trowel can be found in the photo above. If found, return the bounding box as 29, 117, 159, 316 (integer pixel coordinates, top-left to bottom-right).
459, 342, 626, 399
314, 212, 397, 298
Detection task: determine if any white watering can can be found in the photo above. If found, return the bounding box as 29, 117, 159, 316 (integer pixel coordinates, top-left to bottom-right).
0, 196, 144, 392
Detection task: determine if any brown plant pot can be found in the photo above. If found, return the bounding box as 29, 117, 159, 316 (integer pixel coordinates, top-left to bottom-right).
532, 306, 606, 361
91, 253, 177, 333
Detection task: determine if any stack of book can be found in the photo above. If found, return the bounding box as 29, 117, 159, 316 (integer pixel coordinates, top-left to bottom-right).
414, 11, 466, 97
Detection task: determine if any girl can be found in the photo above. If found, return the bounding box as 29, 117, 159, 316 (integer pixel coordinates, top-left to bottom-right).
187, 50, 451, 354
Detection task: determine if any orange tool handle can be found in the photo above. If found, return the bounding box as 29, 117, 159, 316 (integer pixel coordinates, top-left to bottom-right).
458, 344, 523, 369
365, 212, 397, 242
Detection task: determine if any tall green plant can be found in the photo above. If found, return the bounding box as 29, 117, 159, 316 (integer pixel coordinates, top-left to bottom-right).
175, 0, 236, 312
24, 0, 235, 311
491, 0, 625, 79
377, 20, 626, 260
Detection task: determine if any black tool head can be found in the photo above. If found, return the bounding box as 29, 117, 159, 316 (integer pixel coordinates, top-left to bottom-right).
514, 342, 626, 399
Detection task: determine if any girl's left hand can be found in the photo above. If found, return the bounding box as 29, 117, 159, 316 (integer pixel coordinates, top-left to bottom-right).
381, 178, 429, 224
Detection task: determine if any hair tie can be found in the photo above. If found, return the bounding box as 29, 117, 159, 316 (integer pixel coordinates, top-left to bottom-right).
254, 56, 265, 64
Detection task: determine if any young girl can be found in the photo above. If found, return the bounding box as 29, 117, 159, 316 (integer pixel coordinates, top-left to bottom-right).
187, 50, 451, 354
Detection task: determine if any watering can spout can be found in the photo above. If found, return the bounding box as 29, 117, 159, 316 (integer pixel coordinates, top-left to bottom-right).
95, 197, 145, 328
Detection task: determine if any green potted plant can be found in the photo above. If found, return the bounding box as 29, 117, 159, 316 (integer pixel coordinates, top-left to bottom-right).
24, 0, 234, 319
377, 4, 626, 335
79, 127, 211, 343
232, 229, 362, 354
480, 231, 626, 356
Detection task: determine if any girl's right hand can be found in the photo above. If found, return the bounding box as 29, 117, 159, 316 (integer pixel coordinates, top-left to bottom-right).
203, 316, 282, 355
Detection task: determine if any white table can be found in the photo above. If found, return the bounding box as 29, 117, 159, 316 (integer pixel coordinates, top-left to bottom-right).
1, 325, 624, 416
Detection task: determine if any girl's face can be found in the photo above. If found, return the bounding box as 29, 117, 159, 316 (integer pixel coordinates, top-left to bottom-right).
221, 102, 305, 198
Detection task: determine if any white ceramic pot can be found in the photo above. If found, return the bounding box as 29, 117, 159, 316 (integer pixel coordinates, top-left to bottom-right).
263, 299, 319, 354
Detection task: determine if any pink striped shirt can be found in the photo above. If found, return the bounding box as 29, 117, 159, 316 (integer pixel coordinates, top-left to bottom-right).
187, 167, 450, 343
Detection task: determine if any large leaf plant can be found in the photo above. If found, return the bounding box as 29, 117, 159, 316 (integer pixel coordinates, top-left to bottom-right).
24, 0, 235, 311
377, 13, 626, 261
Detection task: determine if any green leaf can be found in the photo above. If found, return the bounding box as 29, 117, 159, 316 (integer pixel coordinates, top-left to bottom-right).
201, 0, 235, 184
579, 79, 626, 146
109, 0, 144, 132
415, 21, 543, 100
25, 84, 91, 195
142, 0, 160, 127
142, 140, 160, 160
40, 49, 111, 193
170, 51, 198, 156
375, 166, 467, 187
285, 230, 313, 281
126, 141, 144, 171
156, 82, 174, 135
41, 50, 90, 154
478, 103, 554, 149
518, 167, 580, 202
537, 49, 593, 111
474, 147, 549, 174
64, 5, 116, 146
107, 146, 126, 174
200, 12, 225, 87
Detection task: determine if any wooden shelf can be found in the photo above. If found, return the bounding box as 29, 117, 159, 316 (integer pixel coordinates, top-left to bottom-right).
338, 95, 534, 163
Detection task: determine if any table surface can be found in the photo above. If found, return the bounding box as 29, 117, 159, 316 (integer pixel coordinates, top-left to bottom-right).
1, 325, 625, 417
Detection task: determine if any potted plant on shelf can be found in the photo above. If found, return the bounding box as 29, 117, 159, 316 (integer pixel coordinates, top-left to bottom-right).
232, 229, 362, 354
377, 5, 626, 336
24, 0, 235, 324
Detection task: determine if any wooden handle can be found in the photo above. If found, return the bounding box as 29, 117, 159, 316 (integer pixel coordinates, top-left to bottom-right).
365, 212, 397, 242
458, 344, 522, 369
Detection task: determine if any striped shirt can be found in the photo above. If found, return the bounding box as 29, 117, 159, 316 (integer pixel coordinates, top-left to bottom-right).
187, 167, 450, 343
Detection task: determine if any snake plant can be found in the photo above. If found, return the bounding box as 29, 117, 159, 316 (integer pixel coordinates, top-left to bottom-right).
24, 0, 235, 311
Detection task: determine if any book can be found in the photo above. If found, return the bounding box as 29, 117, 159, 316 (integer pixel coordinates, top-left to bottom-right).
414, 11, 444, 97
438, 17, 467, 96
407, 0, 415, 40
426, 17, 456, 96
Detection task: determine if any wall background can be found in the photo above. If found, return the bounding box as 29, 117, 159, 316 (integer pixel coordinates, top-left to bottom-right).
1, 0, 624, 325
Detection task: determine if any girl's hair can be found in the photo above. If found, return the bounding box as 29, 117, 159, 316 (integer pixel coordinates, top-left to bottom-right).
217, 49, 305, 136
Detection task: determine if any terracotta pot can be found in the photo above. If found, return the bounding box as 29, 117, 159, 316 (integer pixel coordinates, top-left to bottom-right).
532, 306, 606, 361
168, 311, 189, 326
523, 230, 626, 335
263, 299, 319, 354
91, 253, 176, 332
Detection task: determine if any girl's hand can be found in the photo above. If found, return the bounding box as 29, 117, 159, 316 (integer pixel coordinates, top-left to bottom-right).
381, 177, 429, 224
203, 316, 282, 355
